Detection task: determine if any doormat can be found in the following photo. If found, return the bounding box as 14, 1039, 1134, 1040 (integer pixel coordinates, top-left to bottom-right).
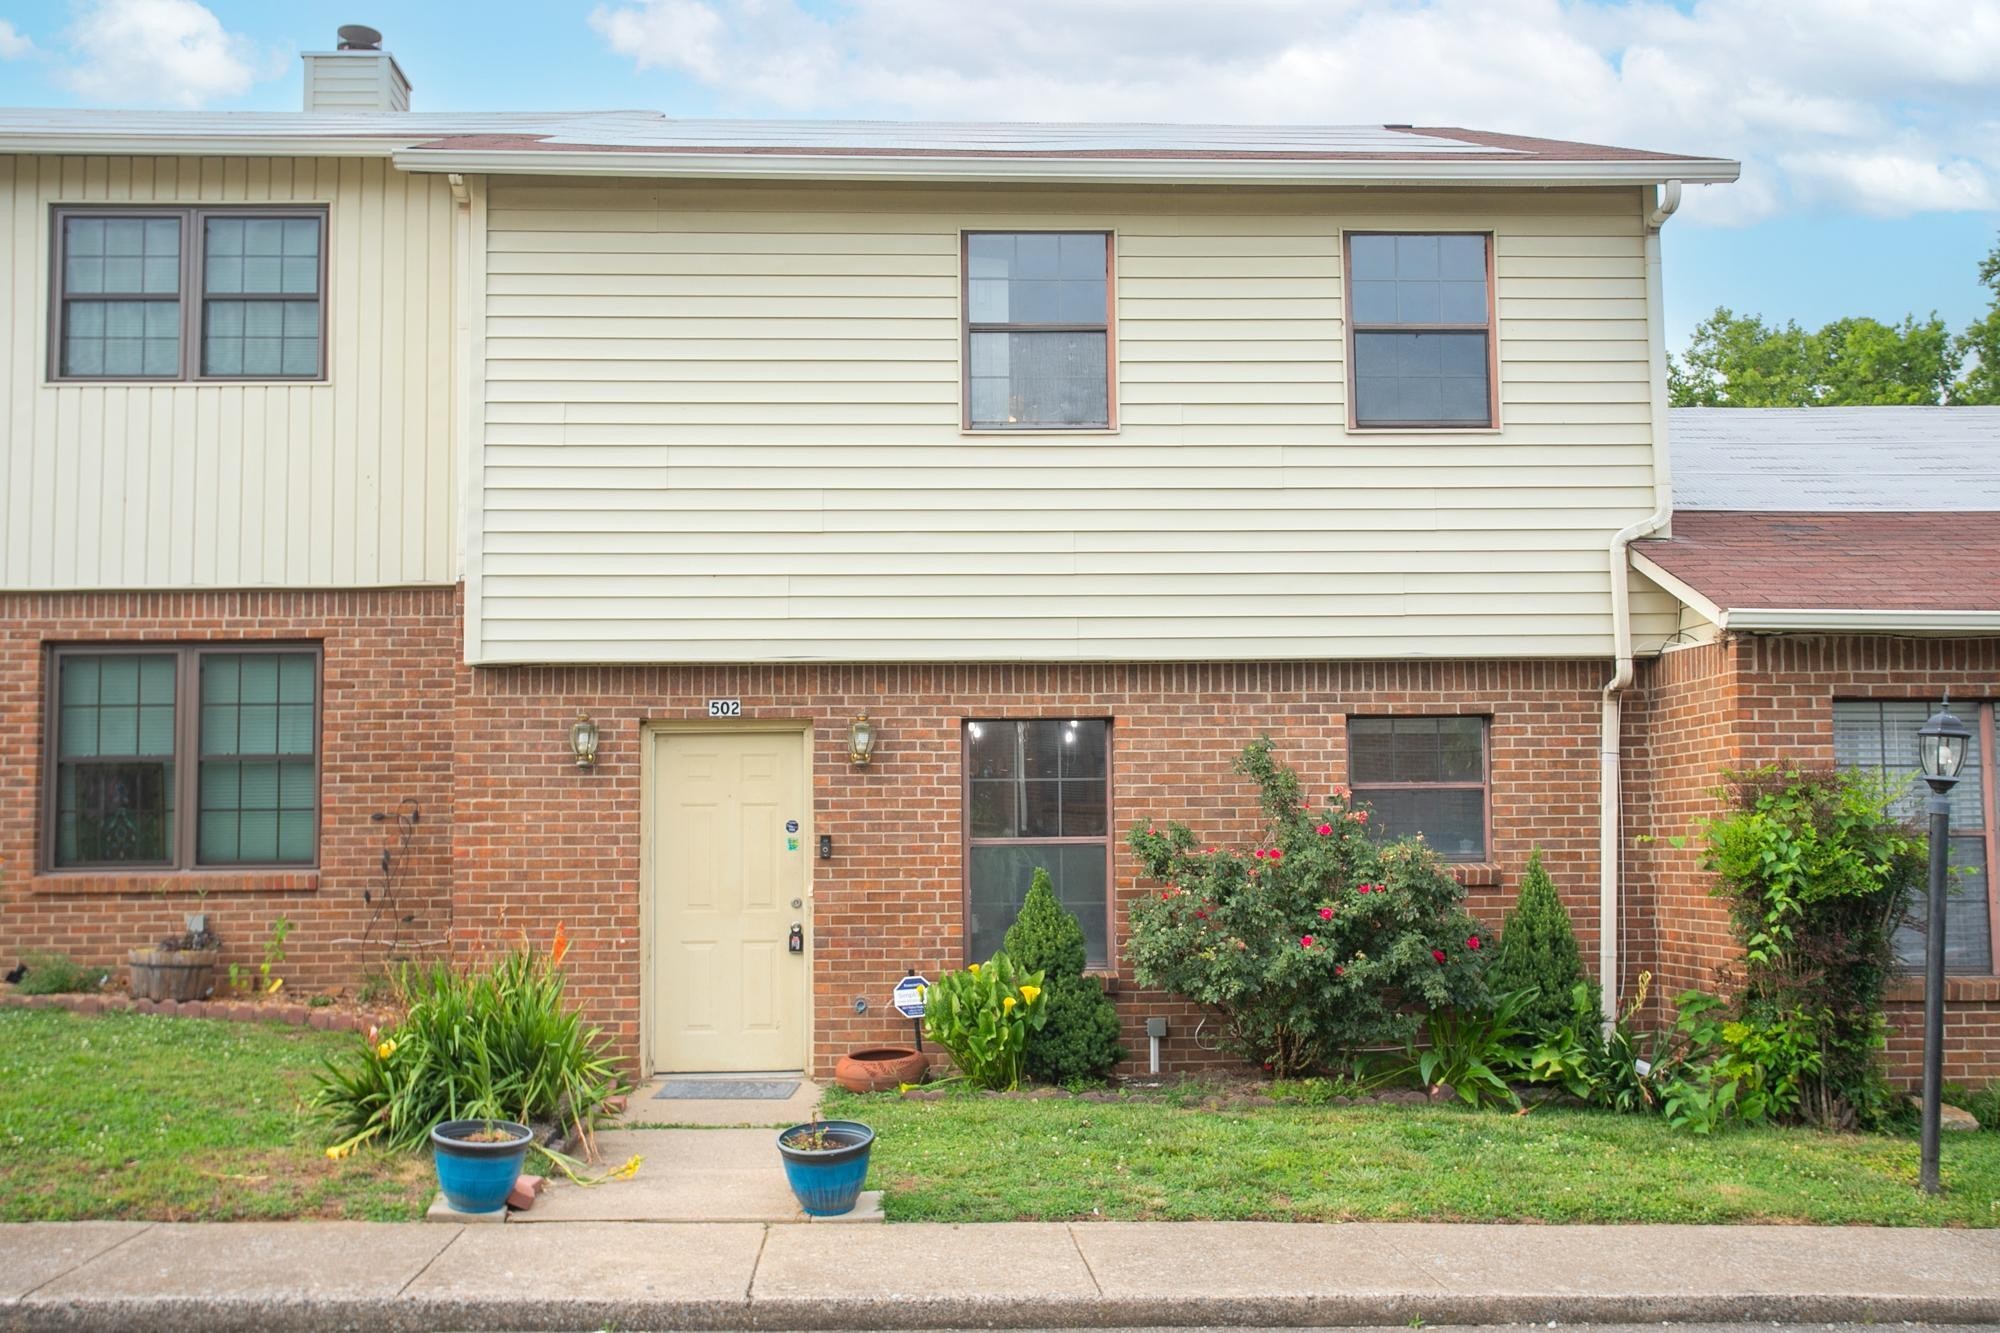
653, 1079, 801, 1100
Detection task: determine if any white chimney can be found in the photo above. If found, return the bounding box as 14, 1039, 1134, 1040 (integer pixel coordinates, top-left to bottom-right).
302, 25, 411, 112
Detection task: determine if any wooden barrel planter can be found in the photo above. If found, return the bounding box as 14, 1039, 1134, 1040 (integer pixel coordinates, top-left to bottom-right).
127, 948, 220, 1002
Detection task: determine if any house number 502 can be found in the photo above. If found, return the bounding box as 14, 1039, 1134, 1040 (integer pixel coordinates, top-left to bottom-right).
707, 698, 743, 717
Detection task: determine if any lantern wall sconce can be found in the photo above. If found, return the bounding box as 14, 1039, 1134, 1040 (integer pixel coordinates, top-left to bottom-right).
569, 712, 600, 770
847, 712, 876, 766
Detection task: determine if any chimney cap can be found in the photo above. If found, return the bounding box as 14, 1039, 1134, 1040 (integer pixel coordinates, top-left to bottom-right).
336, 24, 383, 50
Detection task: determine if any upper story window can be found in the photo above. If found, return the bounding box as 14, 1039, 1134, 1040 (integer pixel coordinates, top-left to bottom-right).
963, 231, 1114, 431
1346, 233, 1494, 429
52, 207, 326, 383
47, 645, 322, 870
965, 718, 1112, 966
1348, 715, 1490, 861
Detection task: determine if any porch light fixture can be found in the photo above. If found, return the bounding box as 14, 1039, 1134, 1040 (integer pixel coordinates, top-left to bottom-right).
848, 713, 876, 766
568, 712, 600, 770
1915, 698, 1971, 1195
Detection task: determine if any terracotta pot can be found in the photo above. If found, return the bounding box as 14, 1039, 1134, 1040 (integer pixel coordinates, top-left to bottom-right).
833, 1046, 929, 1093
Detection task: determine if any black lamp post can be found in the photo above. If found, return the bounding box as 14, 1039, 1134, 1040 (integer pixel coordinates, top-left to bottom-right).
1916, 701, 1970, 1195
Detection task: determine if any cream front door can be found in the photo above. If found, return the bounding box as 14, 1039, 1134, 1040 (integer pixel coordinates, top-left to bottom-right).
649, 729, 807, 1073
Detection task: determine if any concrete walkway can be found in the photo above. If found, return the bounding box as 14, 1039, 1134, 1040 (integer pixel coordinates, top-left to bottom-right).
504, 1127, 882, 1223
4, 1219, 1998, 1330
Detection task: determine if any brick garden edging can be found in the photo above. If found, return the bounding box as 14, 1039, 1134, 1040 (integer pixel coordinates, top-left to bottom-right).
0, 988, 384, 1033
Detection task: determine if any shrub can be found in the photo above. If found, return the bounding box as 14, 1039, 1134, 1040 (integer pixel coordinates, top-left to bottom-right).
1529, 974, 1659, 1115
1382, 987, 1535, 1109
1127, 738, 1490, 1077
922, 952, 1048, 1090
15, 952, 105, 996
1487, 849, 1594, 1035
1003, 869, 1123, 1084
316, 931, 625, 1155
1702, 765, 1922, 1129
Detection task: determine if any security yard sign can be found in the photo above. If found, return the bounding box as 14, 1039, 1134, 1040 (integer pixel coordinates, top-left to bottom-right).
892, 974, 928, 1019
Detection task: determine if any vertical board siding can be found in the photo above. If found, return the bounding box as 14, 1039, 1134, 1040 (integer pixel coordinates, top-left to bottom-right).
476, 179, 1658, 664
0, 154, 456, 589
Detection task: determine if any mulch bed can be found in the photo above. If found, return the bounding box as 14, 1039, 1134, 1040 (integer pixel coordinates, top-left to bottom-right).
0, 985, 401, 1035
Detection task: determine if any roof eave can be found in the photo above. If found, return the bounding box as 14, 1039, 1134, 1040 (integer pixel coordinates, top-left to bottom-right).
0, 133, 418, 157
386, 147, 1741, 186
1721, 608, 2000, 633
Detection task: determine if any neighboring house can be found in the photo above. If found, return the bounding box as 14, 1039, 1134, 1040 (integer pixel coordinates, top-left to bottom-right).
1, 32, 1988, 1083
1630, 407, 2000, 1086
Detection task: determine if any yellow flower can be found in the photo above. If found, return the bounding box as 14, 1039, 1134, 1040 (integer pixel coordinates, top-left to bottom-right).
967, 963, 981, 974
1020, 985, 1042, 1005
326, 1142, 354, 1161
1002, 995, 1016, 1012
375, 1039, 397, 1060
610, 1154, 642, 1181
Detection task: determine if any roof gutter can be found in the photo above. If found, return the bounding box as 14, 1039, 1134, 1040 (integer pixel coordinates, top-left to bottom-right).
1720, 608, 2000, 632
386, 149, 1741, 188
1599, 178, 1683, 1025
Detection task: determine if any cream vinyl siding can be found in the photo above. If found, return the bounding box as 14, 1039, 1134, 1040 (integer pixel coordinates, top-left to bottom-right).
475, 179, 1659, 664
0, 154, 456, 589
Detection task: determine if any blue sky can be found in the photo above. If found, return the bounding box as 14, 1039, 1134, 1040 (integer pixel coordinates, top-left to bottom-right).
2, 0, 1995, 352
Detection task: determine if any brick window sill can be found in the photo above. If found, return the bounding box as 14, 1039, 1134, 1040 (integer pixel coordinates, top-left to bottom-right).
28, 869, 320, 897
1448, 863, 1503, 888
1884, 976, 2000, 1004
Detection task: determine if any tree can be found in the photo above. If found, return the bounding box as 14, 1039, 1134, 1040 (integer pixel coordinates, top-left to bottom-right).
1003, 868, 1124, 1085
1669, 307, 1960, 407
1485, 849, 1593, 1035
1954, 232, 2000, 404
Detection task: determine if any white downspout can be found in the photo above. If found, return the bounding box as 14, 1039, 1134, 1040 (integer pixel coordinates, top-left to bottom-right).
1599, 179, 1681, 1023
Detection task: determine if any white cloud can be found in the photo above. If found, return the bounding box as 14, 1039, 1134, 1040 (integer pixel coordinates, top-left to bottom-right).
585, 0, 2000, 225
0, 19, 35, 58
57, 0, 278, 108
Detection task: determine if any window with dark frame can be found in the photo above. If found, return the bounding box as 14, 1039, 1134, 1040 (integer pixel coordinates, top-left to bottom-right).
1834, 699, 1998, 976
1347, 716, 1490, 861
965, 718, 1111, 966
963, 231, 1113, 430
1346, 232, 1494, 429
52, 207, 326, 383
47, 645, 322, 870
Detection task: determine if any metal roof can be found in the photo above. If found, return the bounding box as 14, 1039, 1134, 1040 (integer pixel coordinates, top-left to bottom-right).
1670, 407, 2000, 513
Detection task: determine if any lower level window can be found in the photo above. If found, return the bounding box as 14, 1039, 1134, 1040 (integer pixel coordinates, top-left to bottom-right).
1834, 699, 1995, 975
48, 645, 321, 869
1347, 715, 1490, 860
965, 718, 1111, 966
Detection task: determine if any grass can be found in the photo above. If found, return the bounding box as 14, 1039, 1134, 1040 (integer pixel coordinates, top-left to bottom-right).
823, 1087, 2000, 1226
0, 1008, 433, 1222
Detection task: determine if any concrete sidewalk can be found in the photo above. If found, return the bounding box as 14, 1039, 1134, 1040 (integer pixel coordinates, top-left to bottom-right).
4, 1218, 1998, 1330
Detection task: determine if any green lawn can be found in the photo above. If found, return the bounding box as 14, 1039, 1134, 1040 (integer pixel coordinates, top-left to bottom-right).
823, 1087, 2000, 1226
0, 1008, 432, 1222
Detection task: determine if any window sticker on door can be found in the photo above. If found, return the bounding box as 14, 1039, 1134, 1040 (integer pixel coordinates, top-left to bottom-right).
786, 836, 800, 851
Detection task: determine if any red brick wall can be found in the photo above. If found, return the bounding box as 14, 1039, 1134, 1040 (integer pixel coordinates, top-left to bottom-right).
1628, 632, 2000, 1086
450, 659, 1612, 1077
0, 589, 460, 995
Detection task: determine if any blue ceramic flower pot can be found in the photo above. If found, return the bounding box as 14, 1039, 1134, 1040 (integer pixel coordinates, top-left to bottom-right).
431, 1119, 533, 1215
776, 1119, 874, 1216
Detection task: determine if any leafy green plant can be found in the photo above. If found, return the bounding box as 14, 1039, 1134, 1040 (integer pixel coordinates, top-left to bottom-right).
1486, 850, 1594, 1036
1003, 868, 1123, 1085
1529, 975, 1658, 1115
315, 928, 625, 1155
14, 952, 105, 996
259, 916, 293, 994
922, 952, 1048, 1091
1379, 988, 1535, 1109
1127, 738, 1491, 1077
1944, 1081, 2000, 1131
1702, 766, 1921, 1128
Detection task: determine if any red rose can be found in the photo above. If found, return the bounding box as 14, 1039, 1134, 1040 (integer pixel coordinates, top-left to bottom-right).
1431, 949, 1447, 964
1467, 935, 1482, 950
1356, 883, 1370, 894
1269, 849, 1283, 862
1301, 935, 1314, 948
1335, 965, 1345, 976
1317, 823, 1333, 836
1319, 906, 1334, 921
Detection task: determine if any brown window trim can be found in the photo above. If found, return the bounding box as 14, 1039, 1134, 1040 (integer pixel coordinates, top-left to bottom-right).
42, 643, 325, 874
1345, 714, 1494, 863
960, 717, 1116, 969
960, 229, 1118, 432
1342, 230, 1498, 431
48, 205, 330, 385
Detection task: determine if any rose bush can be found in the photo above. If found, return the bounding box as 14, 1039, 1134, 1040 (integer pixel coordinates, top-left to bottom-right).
1127, 738, 1490, 1077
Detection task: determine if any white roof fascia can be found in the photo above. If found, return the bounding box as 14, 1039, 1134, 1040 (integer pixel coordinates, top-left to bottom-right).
1628, 550, 1727, 625
385, 148, 1740, 186
0, 133, 422, 157
1720, 608, 2000, 633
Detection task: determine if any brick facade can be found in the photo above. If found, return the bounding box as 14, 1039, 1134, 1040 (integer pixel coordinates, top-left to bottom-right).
6, 589, 1997, 1088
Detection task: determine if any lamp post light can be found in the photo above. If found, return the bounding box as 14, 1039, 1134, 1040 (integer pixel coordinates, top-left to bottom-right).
1916, 701, 1970, 1195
